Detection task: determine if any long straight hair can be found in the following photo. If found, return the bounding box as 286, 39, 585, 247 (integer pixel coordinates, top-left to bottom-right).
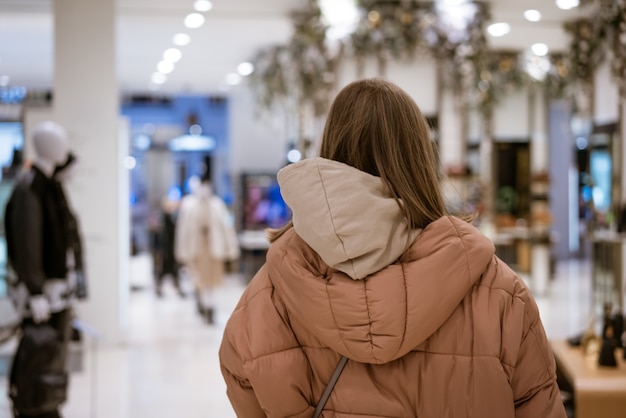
268, 78, 448, 242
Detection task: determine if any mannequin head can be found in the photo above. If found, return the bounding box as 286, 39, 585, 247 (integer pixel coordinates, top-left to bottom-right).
32, 121, 70, 177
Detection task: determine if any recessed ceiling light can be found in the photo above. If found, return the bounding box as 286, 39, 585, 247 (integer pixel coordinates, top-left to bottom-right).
194, 0, 213, 12
531, 43, 549, 56
237, 62, 254, 76
287, 149, 302, 163
163, 48, 182, 63
487, 22, 510, 37
226, 73, 242, 86
524, 10, 542, 22
555, 0, 579, 10
173, 33, 191, 46
184, 13, 205, 29
124, 156, 137, 170
151, 72, 167, 84
189, 124, 203, 135
157, 61, 175, 74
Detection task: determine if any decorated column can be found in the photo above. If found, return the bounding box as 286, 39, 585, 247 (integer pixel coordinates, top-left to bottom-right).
529, 84, 552, 296
53, 0, 129, 343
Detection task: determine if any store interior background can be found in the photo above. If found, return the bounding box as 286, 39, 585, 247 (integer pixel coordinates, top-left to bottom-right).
0, 0, 625, 416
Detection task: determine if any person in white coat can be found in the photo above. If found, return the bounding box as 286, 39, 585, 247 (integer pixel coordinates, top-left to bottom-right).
175, 164, 239, 324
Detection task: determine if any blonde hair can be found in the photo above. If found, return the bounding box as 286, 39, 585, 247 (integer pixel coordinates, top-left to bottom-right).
268, 78, 448, 243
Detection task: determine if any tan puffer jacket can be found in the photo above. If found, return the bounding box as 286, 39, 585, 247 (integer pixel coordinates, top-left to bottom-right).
220, 158, 566, 418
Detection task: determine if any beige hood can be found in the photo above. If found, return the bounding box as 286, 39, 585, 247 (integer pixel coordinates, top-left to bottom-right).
277, 157, 418, 279
272, 158, 496, 364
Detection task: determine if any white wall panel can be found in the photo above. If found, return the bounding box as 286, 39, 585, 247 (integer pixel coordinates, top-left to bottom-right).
493, 89, 530, 140
594, 60, 619, 125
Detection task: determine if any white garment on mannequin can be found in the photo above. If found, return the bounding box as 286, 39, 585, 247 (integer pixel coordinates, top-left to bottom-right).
29, 295, 51, 323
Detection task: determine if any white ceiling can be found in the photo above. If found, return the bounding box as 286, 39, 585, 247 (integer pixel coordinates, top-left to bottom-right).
0, 0, 583, 95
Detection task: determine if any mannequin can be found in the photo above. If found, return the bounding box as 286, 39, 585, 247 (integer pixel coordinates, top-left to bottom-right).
4, 121, 87, 418
174, 158, 239, 324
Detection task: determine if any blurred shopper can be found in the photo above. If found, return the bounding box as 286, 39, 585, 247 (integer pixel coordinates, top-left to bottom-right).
175, 160, 239, 324
219, 79, 566, 417
5, 121, 88, 418
154, 195, 184, 298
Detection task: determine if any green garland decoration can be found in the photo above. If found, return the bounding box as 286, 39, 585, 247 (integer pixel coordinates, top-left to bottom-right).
350, 0, 432, 74
544, 53, 570, 98
563, 18, 605, 84
249, 45, 289, 113
249, 0, 338, 117
288, 2, 341, 116
248, 0, 574, 116
601, 1, 626, 93
471, 50, 529, 116
435, 1, 490, 98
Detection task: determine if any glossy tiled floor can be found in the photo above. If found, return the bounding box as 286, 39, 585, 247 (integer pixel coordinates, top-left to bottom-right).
0, 256, 596, 418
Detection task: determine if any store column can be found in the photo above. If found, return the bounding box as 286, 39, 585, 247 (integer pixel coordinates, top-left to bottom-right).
529, 85, 551, 296
438, 89, 466, 174
53, 0, 129, 342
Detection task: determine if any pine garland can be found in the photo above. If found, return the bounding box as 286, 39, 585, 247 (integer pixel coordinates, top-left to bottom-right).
248, 0, 579, 114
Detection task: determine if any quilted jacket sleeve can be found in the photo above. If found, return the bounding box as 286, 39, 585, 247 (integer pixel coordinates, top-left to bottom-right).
220, 330, 265, 418
511, 288, 566, 418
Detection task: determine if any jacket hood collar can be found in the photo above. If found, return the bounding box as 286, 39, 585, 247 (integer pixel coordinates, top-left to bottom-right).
277, 157, 418, 279
267, 216, 496, 364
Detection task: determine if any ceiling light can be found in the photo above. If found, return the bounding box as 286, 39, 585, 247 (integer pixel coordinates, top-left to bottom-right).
124, 156, 137, 170
189, 124, 203, 135
524, 51, 551, 81
0, 75, 9, 86
169, 135, 216, 152
163, 48, 182, 63
435, 0, 477, 43
194, 0, 213, 12
226, 73, 242, 85
287, 149, 302, 163
320, 0, 359, 40
441, 0, 468, 5
531, 43, 549, 56
173, 33, 191, 46
151, 72, 167, 84
487, 22, 510, 37
555, 0, 579, 10
184, 13, 205, 29
157, 60, 175, 74
237, 62, 254, 76
133, 134, 152, 151
524, 10, 542, 22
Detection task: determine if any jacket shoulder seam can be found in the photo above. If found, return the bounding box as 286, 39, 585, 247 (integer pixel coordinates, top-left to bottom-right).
477, 283, 516, 298
244, 345, 301, 363
446, 216, 473, 285
230, 283, 273, 317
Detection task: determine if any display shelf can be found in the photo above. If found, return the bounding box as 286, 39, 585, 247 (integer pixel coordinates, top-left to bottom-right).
552, 339, 626, 418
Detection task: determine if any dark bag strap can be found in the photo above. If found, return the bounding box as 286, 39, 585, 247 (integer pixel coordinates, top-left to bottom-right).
313, 355, 349, 418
